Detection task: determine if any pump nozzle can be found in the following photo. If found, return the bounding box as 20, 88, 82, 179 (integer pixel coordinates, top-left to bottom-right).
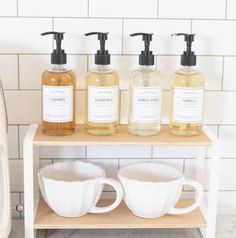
85, 32, 110, 65
41, 31, 67, 65
130, 33, 154, 66
172, 33, 196, 66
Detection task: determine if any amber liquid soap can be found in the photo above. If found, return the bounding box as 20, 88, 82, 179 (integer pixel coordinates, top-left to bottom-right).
85, 65, 119, 135
170, 67, 204, 136
42, 65, 76, 135
85, 32, 119, 136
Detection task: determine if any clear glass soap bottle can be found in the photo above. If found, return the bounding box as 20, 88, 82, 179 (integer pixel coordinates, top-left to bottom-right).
41, 32, 76, 136
170, 33, 204, 136
128, 33, 162, 136
85, 32, 119, 135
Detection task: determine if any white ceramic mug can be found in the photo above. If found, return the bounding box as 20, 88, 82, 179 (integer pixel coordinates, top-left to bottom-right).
38, 161, 123, 217
118, 162, 203, 218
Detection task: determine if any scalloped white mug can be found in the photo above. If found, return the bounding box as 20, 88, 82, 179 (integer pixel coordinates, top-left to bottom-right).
118, 162, 203, 218
38, 161, 123, 217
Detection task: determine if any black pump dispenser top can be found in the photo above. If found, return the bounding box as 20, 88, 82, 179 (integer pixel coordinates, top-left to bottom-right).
41, 31, 67, 65
85, 32, 110, 65
172, 33, 196, 66
130, 33, 154, 66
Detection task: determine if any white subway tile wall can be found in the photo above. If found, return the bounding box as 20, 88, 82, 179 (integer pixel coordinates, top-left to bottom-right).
0, 0, 235, 216
159, 0, 226, 19
226, 0, 236, 19
223, 57, 236, 90
18, 0, 88, 17
5, 91, 41, 124
89, 0, 158, 18
192, 20, 236, 55
0, 55, 18, 89
0, 0, 17, 16
0, 18, 52, 53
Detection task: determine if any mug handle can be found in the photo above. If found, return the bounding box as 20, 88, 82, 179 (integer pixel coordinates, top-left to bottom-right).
168, 178, 204, 215
89, 178, 123, 214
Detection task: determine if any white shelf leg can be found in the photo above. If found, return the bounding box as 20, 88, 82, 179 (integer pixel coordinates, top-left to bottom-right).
199, 127, 221, 238
24, 124, 39, 238
195, 147, 206, 187
205, 143, 220, 238
196, 146, 207, 238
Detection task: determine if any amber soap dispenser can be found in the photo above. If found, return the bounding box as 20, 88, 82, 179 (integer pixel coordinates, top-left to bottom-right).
41, 32, 76, 136
169, 33, 204, 136
84, 32, 119, 136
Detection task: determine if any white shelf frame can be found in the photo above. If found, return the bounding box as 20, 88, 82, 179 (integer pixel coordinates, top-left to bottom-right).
23, 124, 220, 238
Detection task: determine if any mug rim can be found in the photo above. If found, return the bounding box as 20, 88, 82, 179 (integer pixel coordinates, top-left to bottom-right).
118, 162, 184, 184
38, 160, 105, 184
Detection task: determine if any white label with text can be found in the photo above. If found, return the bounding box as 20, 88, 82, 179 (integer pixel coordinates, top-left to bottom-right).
132, 87, 162, 123
173, 87, 204, 123
43, 85, 73, 122
88, 86, 118, 123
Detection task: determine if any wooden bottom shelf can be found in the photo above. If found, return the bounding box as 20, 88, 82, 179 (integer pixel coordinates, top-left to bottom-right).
34, 199, 206, 229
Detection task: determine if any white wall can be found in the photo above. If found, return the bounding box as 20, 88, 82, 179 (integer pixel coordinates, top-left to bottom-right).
1, 0, 236, 217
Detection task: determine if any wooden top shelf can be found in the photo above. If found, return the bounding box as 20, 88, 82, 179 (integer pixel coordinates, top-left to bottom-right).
33, 124, 212, 147
34, 199, 206, 229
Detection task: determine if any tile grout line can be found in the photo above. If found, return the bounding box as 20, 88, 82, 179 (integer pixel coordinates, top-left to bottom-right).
217, 124, 220, 138
17, 125, 20, 159
17, 54, 20, 90
221, 56, 225, 91
87, 54, 89, 71
18, 192, 21, 219
3, 53, 236, 57
190, 19, 193, 33
1, 16, 236, 21
87, 0, 90, 17
157, 0, 159, 18
121, 18, 124, 54
19, 192, 23, 219
2, 53, 236, 57
183, 158, 186, 174
52, 17, 54, 31
225, 0, 228, 19
16, 0, 19, 17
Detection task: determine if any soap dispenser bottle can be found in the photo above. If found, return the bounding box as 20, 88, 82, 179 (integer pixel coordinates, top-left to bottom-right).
41, 31, 76, 136
85, 32, 119, 135
128, 33, 162, 136
170, 33, 204, 136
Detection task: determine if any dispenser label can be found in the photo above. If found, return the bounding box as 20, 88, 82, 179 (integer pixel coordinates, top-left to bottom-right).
173, 87, 204, 123
43, 85, 73, 122
88, 86, 118, 123
132, 87, 162, 123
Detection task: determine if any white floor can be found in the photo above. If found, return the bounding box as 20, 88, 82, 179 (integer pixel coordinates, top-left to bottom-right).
9, 216, 236, 238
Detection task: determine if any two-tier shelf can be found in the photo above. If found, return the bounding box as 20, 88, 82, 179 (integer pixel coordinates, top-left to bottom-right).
23, 124, 220, 238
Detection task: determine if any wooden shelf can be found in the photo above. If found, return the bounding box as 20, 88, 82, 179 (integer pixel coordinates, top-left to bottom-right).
34, 199, 207, 229
33, 124, 212, 147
